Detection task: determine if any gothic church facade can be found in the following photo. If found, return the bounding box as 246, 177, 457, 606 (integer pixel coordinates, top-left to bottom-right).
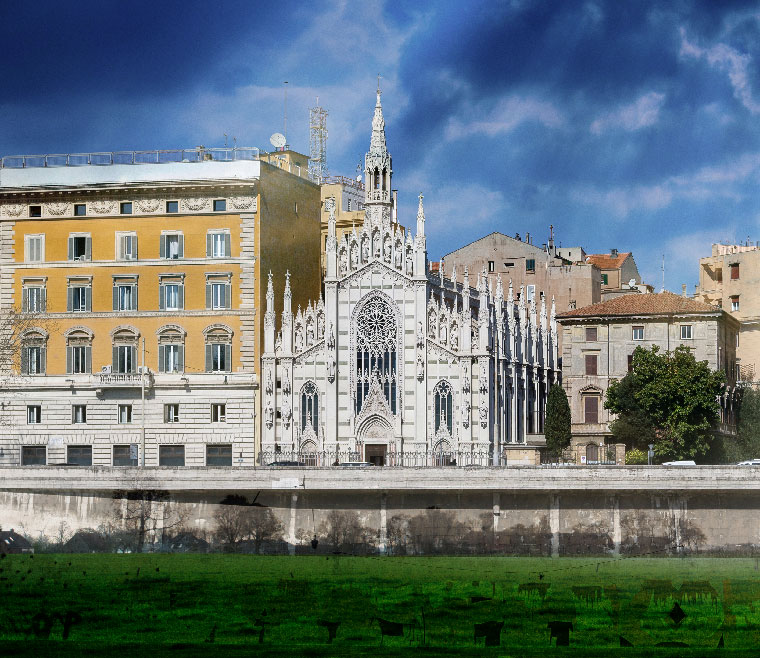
260, 91, 559, 465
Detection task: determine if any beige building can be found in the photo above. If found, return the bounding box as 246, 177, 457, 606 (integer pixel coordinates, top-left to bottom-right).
442, 232, 601, 351
585, 250, 647, 300
695, 242, 760, 382
557, 292, 739, 447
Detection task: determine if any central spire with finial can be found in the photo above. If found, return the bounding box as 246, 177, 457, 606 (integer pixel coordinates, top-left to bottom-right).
364, 77, 393, 220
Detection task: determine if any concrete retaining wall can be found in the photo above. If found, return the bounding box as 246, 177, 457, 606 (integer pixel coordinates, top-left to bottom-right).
1, 466, 759, 555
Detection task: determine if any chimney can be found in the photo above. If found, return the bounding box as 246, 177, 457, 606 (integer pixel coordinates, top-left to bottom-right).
682, 284, 687, 297
526, 232, 531, 245
611, 248, 618, 258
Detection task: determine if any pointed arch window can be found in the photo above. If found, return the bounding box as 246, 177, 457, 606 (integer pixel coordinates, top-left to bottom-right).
434, 381, 453, 436
355, 295, 398, 414
301, 381, 319, 433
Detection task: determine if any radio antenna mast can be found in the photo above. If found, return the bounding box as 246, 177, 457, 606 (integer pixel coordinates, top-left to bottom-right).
309, 97, 329, 183
283, 81, 288, 147
661, 254, 665, 293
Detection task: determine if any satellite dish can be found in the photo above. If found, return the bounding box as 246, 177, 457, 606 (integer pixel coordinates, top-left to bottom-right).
270, 132, 286, 149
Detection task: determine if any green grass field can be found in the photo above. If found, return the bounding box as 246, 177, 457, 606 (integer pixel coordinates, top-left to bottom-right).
3, 553, 760, 656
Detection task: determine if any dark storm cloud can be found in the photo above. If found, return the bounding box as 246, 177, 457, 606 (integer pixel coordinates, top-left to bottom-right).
2, 0, 760, 290
0, 2, 273, 98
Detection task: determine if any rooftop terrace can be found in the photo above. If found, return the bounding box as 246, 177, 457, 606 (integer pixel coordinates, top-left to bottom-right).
0, 146, 310, 189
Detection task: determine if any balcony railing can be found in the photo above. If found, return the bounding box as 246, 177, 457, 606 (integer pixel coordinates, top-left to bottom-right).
1, 147, 260, 169
258, 449, 509, 467
98, 371, 152, 386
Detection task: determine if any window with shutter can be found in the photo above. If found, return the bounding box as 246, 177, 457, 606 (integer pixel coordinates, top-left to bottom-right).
585, 354, 598, 375
163, 234, 183, 259
584, 396, 599, 424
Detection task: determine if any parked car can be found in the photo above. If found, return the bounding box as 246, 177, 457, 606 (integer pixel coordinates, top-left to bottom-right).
661, 460, 697, 466
736, 459, 760, 466
337, 462, 375, 467
267, 461, 307, 467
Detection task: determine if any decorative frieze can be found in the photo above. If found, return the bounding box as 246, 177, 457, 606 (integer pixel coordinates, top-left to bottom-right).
135, 198, 161, 213
45, 202, 68, 216
182, 198, 209, 212
90, 200, 117, 215
229, 196, 256, 211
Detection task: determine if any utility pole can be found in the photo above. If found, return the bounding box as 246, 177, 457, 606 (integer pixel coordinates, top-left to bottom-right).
141, 337, 146, 467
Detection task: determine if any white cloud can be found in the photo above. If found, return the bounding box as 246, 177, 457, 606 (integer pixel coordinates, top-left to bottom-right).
657, 227, 739, 291
394, 180, 509, 251
570, 183, 672, 218
171, 1, 428, 176
571, 150, 760, 218
679, 27, 760, 115
445, 95, 564, 141
590, 91, 666, 135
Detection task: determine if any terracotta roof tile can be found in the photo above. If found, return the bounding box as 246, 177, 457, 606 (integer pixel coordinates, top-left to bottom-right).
586, 252, 631, 269
557, 291, 721, 318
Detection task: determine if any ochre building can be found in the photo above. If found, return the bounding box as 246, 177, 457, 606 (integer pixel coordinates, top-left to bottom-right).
0, 147, 320, 467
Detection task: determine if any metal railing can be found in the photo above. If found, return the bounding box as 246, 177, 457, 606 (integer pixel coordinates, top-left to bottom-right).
98, 372, 151, 386
1, 147, 260, 169
258, 449, 504, 467
322, 175, 365, 190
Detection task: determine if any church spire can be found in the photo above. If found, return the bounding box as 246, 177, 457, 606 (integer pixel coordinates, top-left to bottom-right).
370, 81, 387, 156
364, 83, 393, 219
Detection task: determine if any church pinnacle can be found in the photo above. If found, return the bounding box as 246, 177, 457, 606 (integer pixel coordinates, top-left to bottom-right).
370, 85, 387, 155
364, 82, 392, 215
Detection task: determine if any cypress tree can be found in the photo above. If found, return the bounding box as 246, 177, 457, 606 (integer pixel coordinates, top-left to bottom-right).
545, 383, 572, 460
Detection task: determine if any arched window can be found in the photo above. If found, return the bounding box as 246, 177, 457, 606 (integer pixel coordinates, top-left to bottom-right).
355, 295, 398, 414
203, 324, 233, 373
21, 329, 47, 375
374, 167, 380, 190
157, 325, 186, 373
111, 326, 139, 374
301, 381, 319, 432
65, 326, 93, 374
434, 381, 453, 435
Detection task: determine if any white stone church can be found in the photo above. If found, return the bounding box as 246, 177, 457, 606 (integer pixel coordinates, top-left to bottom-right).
261, 91, 559, 466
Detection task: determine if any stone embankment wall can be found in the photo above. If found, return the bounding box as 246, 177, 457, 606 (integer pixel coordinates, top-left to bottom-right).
1, 466, 758, 556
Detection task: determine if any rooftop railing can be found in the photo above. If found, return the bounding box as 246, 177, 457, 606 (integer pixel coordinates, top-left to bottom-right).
0, 147, 261, 169
322, 175, 365, 190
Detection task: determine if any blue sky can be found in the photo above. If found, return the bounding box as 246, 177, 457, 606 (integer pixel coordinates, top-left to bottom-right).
2, 0, 760, 292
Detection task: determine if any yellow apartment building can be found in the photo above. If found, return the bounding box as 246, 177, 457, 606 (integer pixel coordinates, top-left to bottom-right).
0, 146, 320, 467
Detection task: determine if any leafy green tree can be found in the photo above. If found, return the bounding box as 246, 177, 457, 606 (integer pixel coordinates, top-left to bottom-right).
544, 383, 572, 459
605, 345, 725, 462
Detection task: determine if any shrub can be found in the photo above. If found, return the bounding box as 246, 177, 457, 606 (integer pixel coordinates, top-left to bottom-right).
625, 448, 647, 465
